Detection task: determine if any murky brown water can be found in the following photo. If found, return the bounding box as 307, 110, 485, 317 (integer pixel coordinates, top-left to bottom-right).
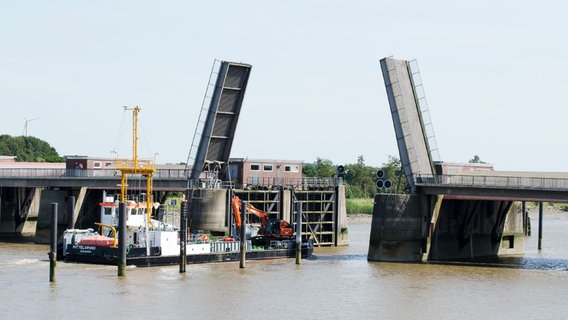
2, 216, 568, 319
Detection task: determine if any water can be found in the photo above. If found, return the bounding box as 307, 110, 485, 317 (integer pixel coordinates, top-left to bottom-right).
2, 216, 568, 319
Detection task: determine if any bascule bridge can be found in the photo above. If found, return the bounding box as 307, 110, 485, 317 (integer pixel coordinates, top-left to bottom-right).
369, 57, 568, 262
184, 60, 348, 246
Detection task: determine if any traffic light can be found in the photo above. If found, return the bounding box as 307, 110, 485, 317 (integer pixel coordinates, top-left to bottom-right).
376, 168, 392, 193
336, 165, 346, 179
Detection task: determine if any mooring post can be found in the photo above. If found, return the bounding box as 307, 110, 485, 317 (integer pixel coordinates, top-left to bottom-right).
49, 203, 58, 283
521, 201, 527, 236
118, 202, 127, 276
239, 200, 246, 268
538, 202, 543, 250
179, 199, 187, 273
295, 201, 302, 265
67, 196, 75, 230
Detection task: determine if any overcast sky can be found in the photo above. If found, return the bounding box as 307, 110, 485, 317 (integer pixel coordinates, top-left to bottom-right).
1, 1, 566, 172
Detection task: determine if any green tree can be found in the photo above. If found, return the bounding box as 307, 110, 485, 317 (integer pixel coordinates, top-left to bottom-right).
302, 162, 317, 177
0, 135, 63, 162
344, 155, 376, 198
302, 157, 336, 178
303, 155, 409, 197
468, 155, 486, 164
315, 157, 336, 177
379, 155, 408, 194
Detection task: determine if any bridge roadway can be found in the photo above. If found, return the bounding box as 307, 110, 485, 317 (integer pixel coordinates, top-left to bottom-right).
416, 171, 568, 202
0, 168, 189, 191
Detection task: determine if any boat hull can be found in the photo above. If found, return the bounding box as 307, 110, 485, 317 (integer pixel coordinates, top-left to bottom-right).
63, 242, 313, 267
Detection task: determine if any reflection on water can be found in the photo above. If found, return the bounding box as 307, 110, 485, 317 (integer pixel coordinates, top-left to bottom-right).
1, 217, 568, 319
308, 254, 367, 261
429, 256, 568, 271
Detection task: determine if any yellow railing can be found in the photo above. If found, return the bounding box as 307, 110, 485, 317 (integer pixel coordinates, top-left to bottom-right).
95, 222, 118, 247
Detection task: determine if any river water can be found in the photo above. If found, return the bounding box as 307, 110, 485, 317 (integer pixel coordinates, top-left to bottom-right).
1, 214, 568, 319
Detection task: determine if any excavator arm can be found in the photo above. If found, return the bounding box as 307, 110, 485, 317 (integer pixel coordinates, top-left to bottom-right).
231, 196, 268, 227
231, 196, 243, 227
231, 195, 292, 238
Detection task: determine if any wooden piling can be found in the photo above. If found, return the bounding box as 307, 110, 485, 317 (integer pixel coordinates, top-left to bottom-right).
239, 200, 246, 268
67, 196, 76, 229
521, 201, 527, 236
118, 202, 126, 276
538, 202, 543, 250
49, 203, 57, 283
179, 200, 187, 273
295, 202, 302, 265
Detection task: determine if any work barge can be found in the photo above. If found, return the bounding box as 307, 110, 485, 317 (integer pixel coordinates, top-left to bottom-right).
0, 60, 348, 254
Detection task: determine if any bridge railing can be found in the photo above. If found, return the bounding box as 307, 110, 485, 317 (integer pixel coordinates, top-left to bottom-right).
416, 174, 568, 191
185, 177, 342, 190
244, 177, 342, 189
0, 168, 188, 179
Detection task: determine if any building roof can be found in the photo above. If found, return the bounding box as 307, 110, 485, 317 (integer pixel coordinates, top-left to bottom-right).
229, 158, 303, 164
0, 156, 17, 162
0, 161, 65, 169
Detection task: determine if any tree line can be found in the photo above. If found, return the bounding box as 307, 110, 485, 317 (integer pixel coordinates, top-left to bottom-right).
0, 135, 63, 162
302, 153, 490, 198
302, 155, 408, 198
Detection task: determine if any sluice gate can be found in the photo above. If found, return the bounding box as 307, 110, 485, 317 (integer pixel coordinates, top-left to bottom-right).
188, 186, 348, 247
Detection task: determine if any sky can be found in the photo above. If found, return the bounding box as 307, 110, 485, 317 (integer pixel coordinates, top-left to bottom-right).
1, 1, 567, 172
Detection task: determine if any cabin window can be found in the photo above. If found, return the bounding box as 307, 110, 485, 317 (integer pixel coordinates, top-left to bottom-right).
93, 161, 101, 168
250, 164, 260, 171
104, 207, 112, 215
285, 165, 299, 172
263, 164, 273, 172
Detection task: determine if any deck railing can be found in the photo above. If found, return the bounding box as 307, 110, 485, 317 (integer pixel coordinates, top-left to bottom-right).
244, 177, 342, 188
0, 168, 188, 179
416, 174, 568, 191
0, 169, 341, 189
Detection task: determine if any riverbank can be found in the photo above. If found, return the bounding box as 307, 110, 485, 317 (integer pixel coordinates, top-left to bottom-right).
347, 213, 372, 224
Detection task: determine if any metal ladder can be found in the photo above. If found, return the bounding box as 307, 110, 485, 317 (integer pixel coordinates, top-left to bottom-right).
407, 60, 441, 162
184, 59, 222, 178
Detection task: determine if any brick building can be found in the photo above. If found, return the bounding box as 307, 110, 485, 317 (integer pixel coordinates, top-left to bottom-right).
229, 158, 303, 188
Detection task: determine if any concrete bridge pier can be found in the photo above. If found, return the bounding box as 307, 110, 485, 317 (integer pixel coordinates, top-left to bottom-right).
367, 194, 432, 262
0, 186, 88, 242
368, 194, 524, 262
429, 199, 523, 260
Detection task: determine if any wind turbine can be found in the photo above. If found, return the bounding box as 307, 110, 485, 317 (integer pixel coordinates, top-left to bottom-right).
22, 115, 41, 137
19, 111, 42, 137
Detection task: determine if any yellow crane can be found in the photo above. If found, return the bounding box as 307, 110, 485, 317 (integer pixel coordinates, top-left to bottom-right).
115, 106, 156, 220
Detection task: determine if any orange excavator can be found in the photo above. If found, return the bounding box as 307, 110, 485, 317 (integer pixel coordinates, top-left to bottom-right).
231, 196, 293, 239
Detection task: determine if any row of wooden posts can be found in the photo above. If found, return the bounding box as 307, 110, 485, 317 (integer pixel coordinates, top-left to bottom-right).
49, 199, 304, 282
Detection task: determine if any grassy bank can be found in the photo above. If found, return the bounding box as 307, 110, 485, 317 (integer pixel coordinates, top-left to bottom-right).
346, 198, 374, 215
